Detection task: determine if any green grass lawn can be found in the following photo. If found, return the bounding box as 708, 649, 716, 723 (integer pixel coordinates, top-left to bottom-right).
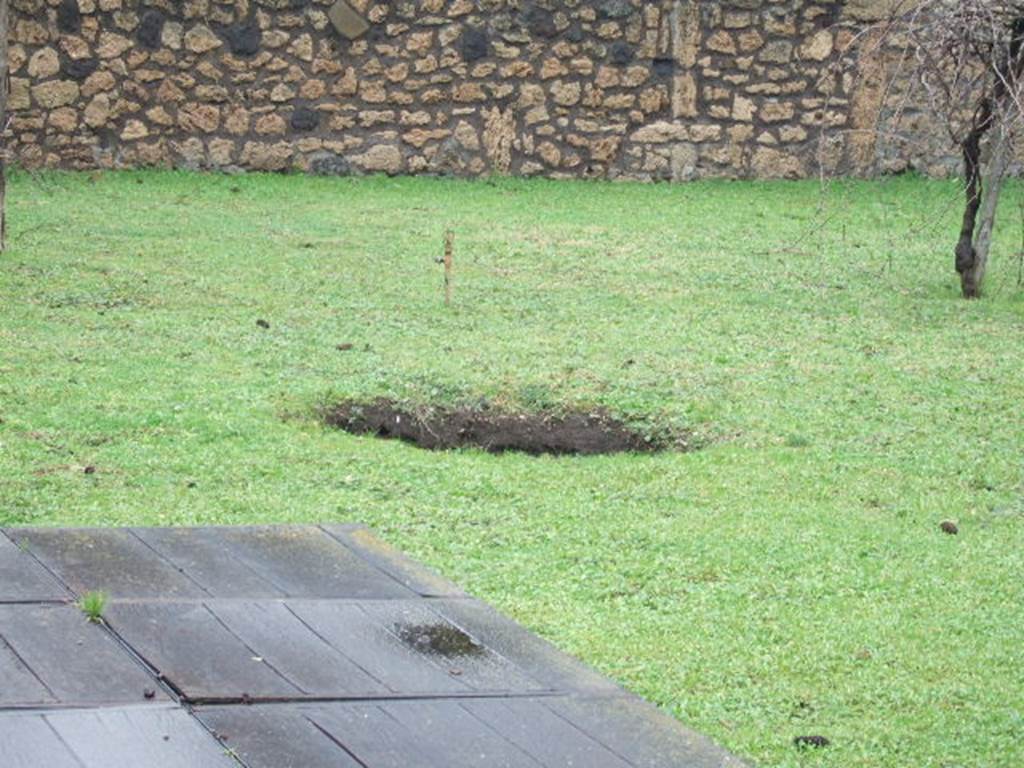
2, 170, 1023, 767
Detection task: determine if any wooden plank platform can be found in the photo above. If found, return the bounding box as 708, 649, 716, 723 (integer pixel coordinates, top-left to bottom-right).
0, 525, 745, 767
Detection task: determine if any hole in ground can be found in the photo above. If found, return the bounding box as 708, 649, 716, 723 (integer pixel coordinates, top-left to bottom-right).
322, 399, 688, 456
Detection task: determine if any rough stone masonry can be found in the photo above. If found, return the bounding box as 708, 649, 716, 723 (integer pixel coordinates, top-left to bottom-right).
5, 0, 948, 180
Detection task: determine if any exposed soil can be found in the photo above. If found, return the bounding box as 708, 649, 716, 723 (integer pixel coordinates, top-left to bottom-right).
793, 735, 831, 750
322, 399, 681, 456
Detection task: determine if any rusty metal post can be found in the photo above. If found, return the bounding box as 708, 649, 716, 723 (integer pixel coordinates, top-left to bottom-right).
443, 229, 453, 305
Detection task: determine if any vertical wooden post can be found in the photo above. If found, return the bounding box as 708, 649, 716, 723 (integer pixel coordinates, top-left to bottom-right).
443, 229, 453, 305
0, 0, 8, 252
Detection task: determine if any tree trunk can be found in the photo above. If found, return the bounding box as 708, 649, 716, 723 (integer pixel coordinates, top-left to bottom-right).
964, 129, 1011, 297
954, 102, 990, 293
953, 16, 1024, 299
0, 0, 8, 253
960, 127, 1011, 298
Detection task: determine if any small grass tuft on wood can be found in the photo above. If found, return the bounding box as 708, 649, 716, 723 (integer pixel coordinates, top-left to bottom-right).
78, 591, 107, 623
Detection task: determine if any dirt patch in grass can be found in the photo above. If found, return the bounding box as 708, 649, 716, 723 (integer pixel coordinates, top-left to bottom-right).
322, 399, 684, 455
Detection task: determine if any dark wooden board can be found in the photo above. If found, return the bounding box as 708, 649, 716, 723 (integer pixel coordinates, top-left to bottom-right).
2, 526, 745, 767
0, 604, 167, 707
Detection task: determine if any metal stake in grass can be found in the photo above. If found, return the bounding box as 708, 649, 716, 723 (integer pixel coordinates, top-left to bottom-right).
443, 229, 454, 306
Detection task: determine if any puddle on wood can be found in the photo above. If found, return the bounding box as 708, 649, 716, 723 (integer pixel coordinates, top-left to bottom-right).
395, 622, 485, 658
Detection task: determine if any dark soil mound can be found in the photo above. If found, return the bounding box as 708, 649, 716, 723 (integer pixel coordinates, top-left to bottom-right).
323, 399, 680, 456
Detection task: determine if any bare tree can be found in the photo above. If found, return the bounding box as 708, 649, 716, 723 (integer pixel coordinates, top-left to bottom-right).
849, 1, 1024, 298
0, 0, 8, 252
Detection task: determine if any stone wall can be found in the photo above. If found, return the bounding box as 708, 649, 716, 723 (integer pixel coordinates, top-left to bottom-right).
4, 0, 943, 180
